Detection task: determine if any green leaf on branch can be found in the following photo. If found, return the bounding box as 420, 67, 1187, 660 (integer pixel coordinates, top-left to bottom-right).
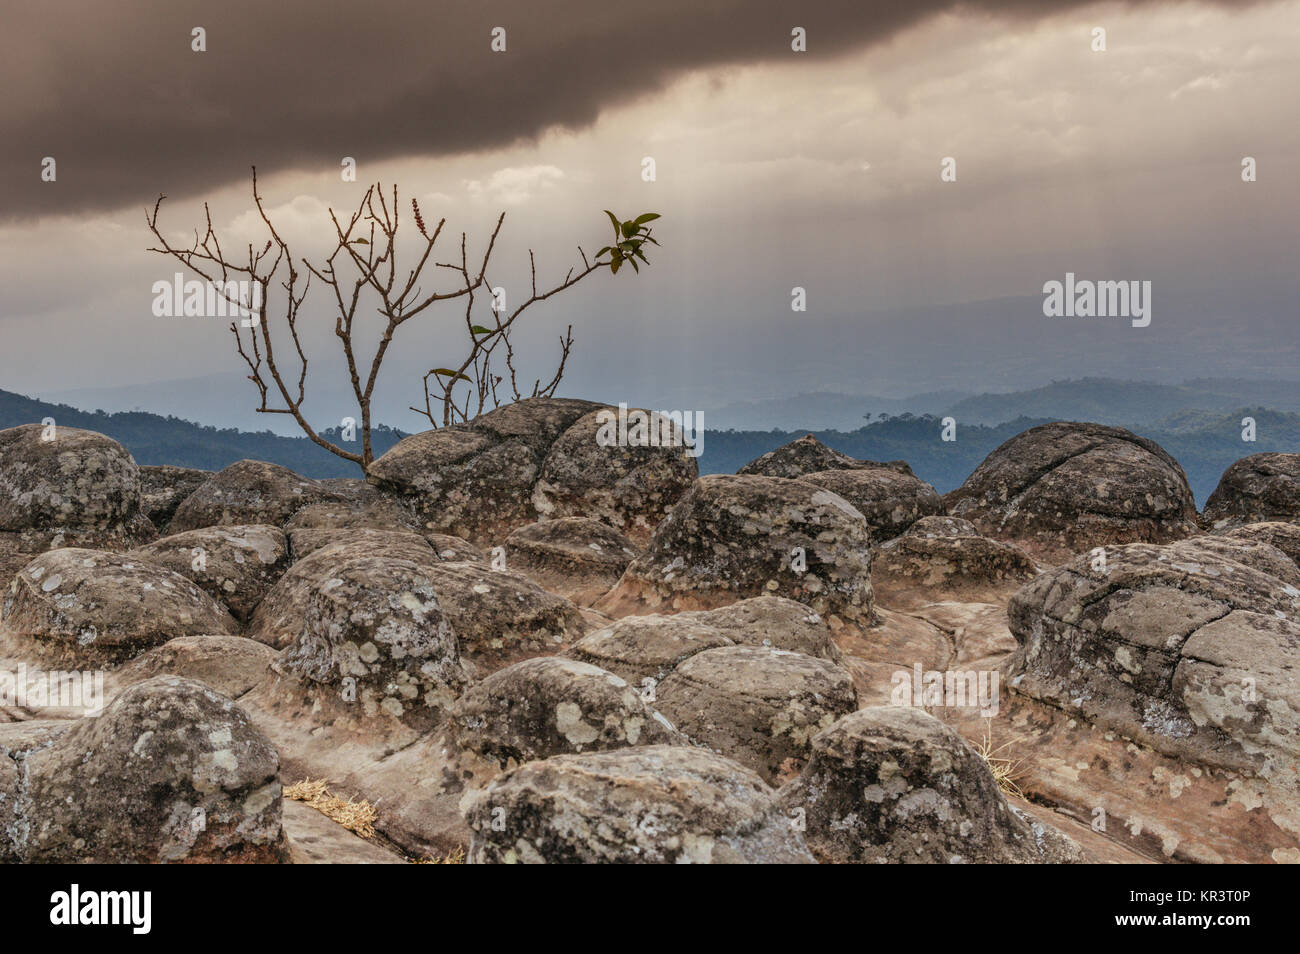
432, 368, 471, 382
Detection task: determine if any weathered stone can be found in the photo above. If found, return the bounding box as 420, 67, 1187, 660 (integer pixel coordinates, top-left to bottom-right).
138, 464, 211, 531
801, 467, 944, 541
505, 517, 641, 604
275, 556, 468, 730
596, 474, 874, 630
777, 707, 1084, 863
1217, 521, 1300, 567
1007, 536, 1300, 773
1203, 453, 1300, 529
170, 460, 339, 532
676, 595, 843, 661
425, 534, 486, 563
114, 635, 278, 701
738, 434, 913, 479
872, 515, 1038, 605
282, 496, 419, 533
531, 408, 698, 542
463, 745, 815, 863
130, 524, 289, 621
655, 646, 858, 784
1, 676, 287, 863
944, 422, 1199, 561
1, 548, 239, 666
286, 526, 434, 562
566, 614, 735, 686
449, 656, 681, 767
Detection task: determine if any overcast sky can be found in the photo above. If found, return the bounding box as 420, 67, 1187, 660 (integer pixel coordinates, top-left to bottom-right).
2, 0, 1296, 433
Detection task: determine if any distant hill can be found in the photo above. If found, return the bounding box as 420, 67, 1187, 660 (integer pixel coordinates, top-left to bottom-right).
0, 389, 404, 477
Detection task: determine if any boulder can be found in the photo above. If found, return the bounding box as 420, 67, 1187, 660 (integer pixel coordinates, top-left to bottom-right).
462, 745, 815, 863
872, 515, 1038, 604
275, 556, 468, 730
1203, 453, 1300, 528
1, 548, 239, 666
286, 526, 434, 562
129, 524, 289, 621
282, 496, 420, 533
0, 676, 287, 863
1007, 536, 1300, 773
944, 422, 1199, 561
655, 646, 858, 784
596, 474, 875, 631
138, 464, 211, 531
0, 424, 151, 548
675, 595, 843, 661
425, 534, 486, 563
1216, 521, 1300, 567
366, 398, 601, 542
777, 707, 1084, 863
248, 537, 440, 648
531, 408, 698, 542
504, 517, 641, 604
114, 635, 278, 701
566, 614, 735, 687
738, 434, 913, 479
169, 460, 339, 533
449, 656, 681, 767
801, 467, 944, 541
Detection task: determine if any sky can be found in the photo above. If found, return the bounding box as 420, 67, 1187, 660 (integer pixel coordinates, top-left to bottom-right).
2, 0, 1296, 434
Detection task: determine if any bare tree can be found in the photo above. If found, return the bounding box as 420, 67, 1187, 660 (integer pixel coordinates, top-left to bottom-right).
146, 167, 659, 469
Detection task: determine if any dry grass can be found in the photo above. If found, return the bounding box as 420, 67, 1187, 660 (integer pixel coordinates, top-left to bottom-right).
284, 778, 377, 839
411, 846, 466, 864
973, 724, 1028, 800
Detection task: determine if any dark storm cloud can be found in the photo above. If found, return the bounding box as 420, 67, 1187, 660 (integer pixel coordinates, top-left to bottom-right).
0, 0, 1201, 219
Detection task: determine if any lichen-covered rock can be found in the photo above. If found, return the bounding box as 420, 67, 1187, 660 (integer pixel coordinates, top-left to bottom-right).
416, 562, 587, 675
138, 464, 212, 532
248, 537, 441, 648
676, 595, 843, 661
286, 526, 434, 562
566, 614, 735, 686
504, 517, 641, 604
275, 556, 468, 730
366, 398, 601, 543
801, 467, 944, 541
425, 534, 486, 563
872, 515, 1038, 603
738, 434, 913, 479
1, 676, 287, 863
169, 460, 339, 533
1203, 453, 1300, 529
531, 408, 698, 542
944, 422, 1199, 561
115, 635, 278, 700
463, 745, 815, 863
1007, 536, 1300, 773
449, 657, 681, 767
130, 524, 289, 621
1, 548, 239, 666
595, 474, 875, 630
1216, 521, 1300, 567
282, 496, 420, 533
655, 646, 858, 784
0, 424, 142, 535
777, 707, 1084, 863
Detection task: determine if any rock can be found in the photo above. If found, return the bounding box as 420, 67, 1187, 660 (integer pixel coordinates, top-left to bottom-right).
655, 646, 858, 784
738, 434, 913, 479
0, 676, 287, 863
425, 534, 486, 563
114, 635, 279, 701
282, 496, 420, 532
130, 524, 289, 621
777, 707, 1084, 863
595, 474, 875, 631
566, 614, 735, 686
275, 555, 468, 730
169, 460, 339, 533
138, 464, 212, 532
1007, 536, 1300, 773
1203, 453, 1300, 529
1217, 521, 1300, 567
801, 467, 944, 541
1, 548, 239, 666
449, 657, 681, 768
872, 515, 1038, 605
531, 408, 698, 542
286, 526, 434, 562
676, 595, 843, 661
462, 745, 815, 863
416, 562, 587, 674
366, 398, 601, 543
248, 537, 441, 648
944, 422, 1199, 561
0, 424, 150, 547
504, 517, 641, 604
